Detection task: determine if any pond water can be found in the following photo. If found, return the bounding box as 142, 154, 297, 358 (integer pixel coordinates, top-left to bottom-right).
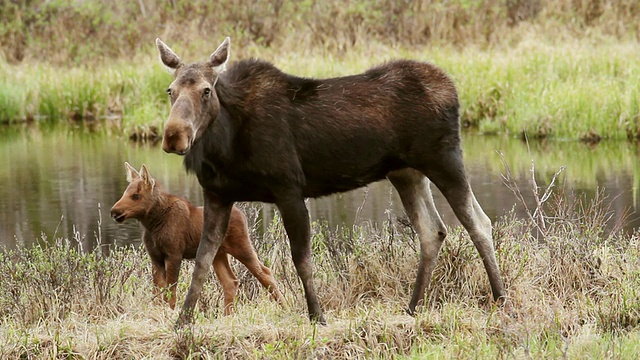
1, 124, 638, 250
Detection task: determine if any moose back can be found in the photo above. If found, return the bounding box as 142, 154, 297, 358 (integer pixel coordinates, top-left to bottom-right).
156, 37, 506, 325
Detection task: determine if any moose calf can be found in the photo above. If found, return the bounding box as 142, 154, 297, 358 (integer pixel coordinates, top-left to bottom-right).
110, 162, 281, 314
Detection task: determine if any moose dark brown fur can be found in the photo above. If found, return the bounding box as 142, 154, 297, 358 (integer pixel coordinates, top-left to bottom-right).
110, 162, 282, 313
156, 37, 506, 325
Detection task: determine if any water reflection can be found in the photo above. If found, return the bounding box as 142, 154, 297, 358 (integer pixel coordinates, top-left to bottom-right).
0, 124, 638, 250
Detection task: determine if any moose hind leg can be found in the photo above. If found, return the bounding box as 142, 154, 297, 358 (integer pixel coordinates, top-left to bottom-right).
387, 168, 448, 314
212, 250, 238, 316
276, 197, 325, 324
421, 155, 506, 303
231, 249, 283, 304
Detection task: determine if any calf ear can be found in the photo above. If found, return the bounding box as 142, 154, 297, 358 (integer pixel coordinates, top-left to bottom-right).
209, 37, 230, 74
156, 38, 182, 76
139, 164, 156, 190
124, 162, 140, 183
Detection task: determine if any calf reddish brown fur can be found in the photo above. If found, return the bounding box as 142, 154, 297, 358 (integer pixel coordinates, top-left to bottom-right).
110, 162, 281, 314
156, 37, 506, 326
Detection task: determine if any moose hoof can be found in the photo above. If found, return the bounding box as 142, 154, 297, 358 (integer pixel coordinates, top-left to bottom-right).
174, 311, 194, 330
311, 314, 327, 326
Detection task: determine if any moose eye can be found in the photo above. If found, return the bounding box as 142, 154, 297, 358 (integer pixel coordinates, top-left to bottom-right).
166, 88, 172, 96
203, 87, 211, 96
131, 194, 140, 200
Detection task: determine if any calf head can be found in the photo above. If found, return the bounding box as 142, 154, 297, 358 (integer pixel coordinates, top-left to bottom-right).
110, 162, 158, 223
156, 37, 231, 155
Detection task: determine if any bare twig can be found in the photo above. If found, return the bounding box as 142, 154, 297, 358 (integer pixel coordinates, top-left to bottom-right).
498, 150, 565, 239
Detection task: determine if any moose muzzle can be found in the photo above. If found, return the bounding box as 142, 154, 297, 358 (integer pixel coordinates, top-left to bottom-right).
162, 122, 192, 155
162, 98, 195, 155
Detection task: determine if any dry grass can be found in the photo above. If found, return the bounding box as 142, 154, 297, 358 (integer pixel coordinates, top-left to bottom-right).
1, 177, 639, 358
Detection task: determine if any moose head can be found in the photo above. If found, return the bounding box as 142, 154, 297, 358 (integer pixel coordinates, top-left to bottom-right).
110, 162, 158, 223
156, 37, 230, 155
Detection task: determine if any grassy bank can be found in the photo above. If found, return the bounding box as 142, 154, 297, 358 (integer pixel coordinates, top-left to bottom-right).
0, 61, 170, 141
1, 40, 639, 141
1, 186, 639, 358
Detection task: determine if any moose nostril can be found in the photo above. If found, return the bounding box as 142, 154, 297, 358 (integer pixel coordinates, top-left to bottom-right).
111, 210, 127, 223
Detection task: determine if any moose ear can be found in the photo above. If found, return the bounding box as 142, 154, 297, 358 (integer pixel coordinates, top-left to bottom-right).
156, 38, 182, 76
209, 37, 230, 74
124, 162, 140, 183
139, 164, 156, 190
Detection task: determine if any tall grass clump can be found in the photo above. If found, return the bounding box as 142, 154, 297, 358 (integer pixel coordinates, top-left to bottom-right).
449, 42, 640, 140
0, 236, 148, 327
0, 62, 169, 132
0, 63, 24, 124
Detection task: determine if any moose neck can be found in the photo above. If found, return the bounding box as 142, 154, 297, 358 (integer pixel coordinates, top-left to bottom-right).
183, 80, 241, 176
139, 191, 175, 231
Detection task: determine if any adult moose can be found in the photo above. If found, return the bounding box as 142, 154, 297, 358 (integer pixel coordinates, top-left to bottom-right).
156, 37, 506, 325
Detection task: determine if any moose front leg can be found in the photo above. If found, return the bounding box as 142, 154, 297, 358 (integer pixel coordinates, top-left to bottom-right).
151, 260, 167, 304
276, 197, 325, 324
177, 192, 232, 327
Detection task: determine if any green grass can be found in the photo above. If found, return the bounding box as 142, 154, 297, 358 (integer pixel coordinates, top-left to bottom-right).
0, 61, 171, 139
1, 186, 639, 358
449, 42, 640, 140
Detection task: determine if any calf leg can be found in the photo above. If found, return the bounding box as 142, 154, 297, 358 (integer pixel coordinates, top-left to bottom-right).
151, 260, 167, 302
387, 168, 448, 314
224, 207, 282, 303
212, 250, 239, 315
276, 197, 325, 324
229, 246, 283, 304
164, 257, 183, 309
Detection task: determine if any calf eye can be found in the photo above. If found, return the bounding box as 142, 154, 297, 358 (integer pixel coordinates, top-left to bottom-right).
132, 194, 140, 200
203, 87, 211, 97
166, 88, 172, 96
